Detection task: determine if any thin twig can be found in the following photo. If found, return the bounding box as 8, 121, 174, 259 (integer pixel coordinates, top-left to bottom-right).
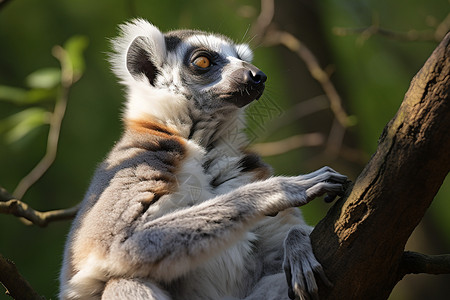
250, 132, 325, 156
0, 253, 44, 300
325, 118, 346, 157
13, 45, 76, 199
263, 29, 353, 128
252, 0, 353, 128
334, 26, 440, 43
0, 186, 79, 227
333, 13, 450, 43
264, 95, 330, 136
252, 0, 275, 39
250, 0, 354, 161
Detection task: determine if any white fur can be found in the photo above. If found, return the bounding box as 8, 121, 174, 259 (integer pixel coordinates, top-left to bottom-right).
235, 44, 253, 62
110, 19, 166, 85
185, 35, 237, 57
124, 81, 192, 135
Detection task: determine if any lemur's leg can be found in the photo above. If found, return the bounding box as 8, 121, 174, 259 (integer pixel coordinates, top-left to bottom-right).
283, 225, 332, 300
102, 278, 170, 300
225, 228, 332, 300
221, 273, 291, 300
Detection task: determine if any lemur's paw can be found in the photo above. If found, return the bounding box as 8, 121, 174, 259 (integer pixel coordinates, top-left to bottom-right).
283, 227, 332, 300
302, 167, 347, 203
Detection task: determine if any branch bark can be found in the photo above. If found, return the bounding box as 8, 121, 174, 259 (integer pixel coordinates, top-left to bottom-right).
0, 186, 79, 227
400, 251, 450, 276
311, 32, 450, 299
0, 254, 44, 300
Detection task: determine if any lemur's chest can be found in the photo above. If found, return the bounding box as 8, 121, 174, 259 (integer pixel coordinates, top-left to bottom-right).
171, 140, 256, 206
142, 136, 270, 220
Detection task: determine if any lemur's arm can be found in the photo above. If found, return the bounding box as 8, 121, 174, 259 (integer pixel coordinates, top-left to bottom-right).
97, 167, 345, 282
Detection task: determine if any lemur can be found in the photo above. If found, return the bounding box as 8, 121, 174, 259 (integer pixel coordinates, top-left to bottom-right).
60, 19, 347, 300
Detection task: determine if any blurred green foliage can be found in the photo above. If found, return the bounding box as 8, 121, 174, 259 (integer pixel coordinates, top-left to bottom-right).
0, 0, 448, 299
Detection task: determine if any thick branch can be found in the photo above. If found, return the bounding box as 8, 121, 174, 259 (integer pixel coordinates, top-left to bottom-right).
0, 254, 44, 300
0, 186, 79, 227
311, 32, 450, 299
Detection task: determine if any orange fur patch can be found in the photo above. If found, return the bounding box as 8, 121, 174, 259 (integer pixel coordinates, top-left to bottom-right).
126, 119, 179, 137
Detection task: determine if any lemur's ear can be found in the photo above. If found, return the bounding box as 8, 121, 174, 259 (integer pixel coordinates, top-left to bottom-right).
110, 19, 166, 86
127, 36, 159, 85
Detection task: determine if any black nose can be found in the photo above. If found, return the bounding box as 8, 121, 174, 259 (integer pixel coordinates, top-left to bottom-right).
249, 70, 267, 84
243, 64, 267, 86
224, 64, 267, 108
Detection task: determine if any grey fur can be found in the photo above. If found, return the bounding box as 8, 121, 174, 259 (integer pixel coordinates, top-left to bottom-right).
60, 19, 347, 300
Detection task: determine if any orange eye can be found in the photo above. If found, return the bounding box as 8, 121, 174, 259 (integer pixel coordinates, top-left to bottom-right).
193, 56, 211, 68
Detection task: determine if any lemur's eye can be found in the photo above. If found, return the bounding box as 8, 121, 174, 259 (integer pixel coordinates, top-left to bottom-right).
192, 56, 211, 69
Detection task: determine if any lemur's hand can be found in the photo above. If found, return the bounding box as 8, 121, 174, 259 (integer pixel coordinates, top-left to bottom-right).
265, 166, 346, 217
283, 226, 332, 300
302, 166, 347, 203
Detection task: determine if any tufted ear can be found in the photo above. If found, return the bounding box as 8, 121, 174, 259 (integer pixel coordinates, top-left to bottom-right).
110, 19, 166, 86
127, 36, 159, 85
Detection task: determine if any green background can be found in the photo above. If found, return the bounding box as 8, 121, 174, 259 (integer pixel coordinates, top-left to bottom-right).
0, 0, 449, 299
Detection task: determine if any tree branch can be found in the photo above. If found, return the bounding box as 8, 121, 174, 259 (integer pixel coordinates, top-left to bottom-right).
311, 32, 450, 299
333, 13, 450, 43
400, 251, 450, 277
0, 254, 44, 300
251, 0, 355, 160
13, 45, 76, 199
0, 186, 79, 227
262, 29, 353, 129
250, 132, 325, 156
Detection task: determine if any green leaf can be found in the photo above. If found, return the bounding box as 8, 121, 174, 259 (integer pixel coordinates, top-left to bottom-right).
0, 108, 50, 144
26, 88, 58, 104
0, 85, 57, 105
26, 68, 61, 89
0, 85, 28, 104
64, 35, 89, 78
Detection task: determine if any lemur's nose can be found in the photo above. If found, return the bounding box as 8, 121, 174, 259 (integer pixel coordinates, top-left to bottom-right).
244, 64, 267, 85
249, 70, 267, 84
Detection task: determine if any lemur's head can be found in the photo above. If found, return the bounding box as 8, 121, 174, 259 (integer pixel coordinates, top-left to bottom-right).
110, 19, 266, 124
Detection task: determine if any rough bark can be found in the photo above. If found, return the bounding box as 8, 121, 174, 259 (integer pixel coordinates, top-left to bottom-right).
0, 254, 44, 300
311, 33, 450, 299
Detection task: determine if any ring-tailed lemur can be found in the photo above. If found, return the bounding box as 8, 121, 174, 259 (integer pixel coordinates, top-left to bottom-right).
60, 19, 347, 300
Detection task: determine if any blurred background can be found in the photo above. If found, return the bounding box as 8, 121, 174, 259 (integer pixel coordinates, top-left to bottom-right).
0, 0, 449, 299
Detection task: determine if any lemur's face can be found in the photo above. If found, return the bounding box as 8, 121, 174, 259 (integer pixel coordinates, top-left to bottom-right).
115, 20, 266, 114
162, 31, 267, 109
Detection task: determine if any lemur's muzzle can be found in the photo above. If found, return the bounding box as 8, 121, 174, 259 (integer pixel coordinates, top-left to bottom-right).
224, 64, 267, 108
